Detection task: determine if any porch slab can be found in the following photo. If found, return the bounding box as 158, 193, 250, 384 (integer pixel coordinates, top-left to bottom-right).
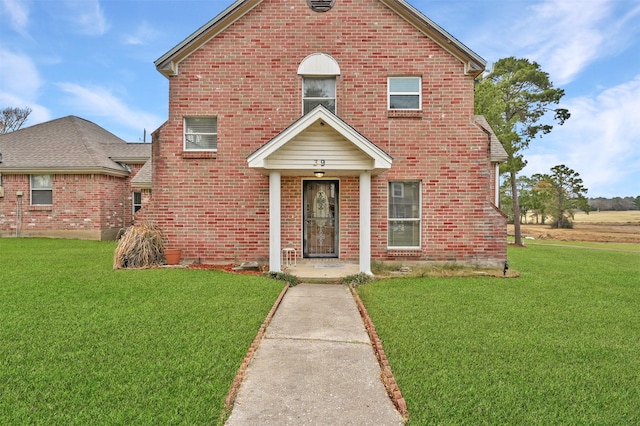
282, 261, 360, 282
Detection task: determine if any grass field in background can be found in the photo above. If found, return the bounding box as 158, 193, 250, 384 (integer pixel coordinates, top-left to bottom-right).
570, 210, 640, 223
358, 243, 640, 424
0, 238, 283, 425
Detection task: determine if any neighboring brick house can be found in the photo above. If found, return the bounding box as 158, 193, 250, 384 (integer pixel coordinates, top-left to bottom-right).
0, 116, 151, 240
141, 0, 508, 273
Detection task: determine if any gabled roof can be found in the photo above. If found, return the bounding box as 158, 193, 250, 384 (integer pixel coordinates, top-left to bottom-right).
247, 105, 392, 175
0, 116, 151, 176
155, 0, 485, 78
475, 115, 508, 163
131, 158, 153, 189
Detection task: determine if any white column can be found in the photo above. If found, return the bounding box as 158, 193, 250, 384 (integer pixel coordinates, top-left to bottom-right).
359, 171, 372, 275
269, 171, 281, 272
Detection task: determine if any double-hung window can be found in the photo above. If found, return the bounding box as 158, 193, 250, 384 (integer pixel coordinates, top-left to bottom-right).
388, 77, 421, 110
31, 174, 53, 205
303, 77, 336, 114
388, 181, 421, 248
184, 117, 217, 151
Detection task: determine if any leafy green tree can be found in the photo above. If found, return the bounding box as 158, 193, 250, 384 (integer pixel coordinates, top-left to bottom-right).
530, 174, 554, 224
634, 196, 640, 210
475, 57, 570, 245
536, 165, 589, 228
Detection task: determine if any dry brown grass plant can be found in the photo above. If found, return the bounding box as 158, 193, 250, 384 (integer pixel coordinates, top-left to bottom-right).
113, 222, 166, 269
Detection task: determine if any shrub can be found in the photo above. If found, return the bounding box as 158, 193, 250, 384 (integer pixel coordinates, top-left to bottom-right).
113, 222, 166, 269
343, 273, 374, 286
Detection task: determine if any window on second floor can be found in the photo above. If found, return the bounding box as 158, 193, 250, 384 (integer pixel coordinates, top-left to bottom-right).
184, 117, 217, 151
388, 77, 422, 110
31, 174, 53, 205
303, 77, 336, 114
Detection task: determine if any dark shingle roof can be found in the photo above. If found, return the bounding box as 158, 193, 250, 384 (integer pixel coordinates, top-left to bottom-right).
0, 116, 150, 175
131, 157, 152, 188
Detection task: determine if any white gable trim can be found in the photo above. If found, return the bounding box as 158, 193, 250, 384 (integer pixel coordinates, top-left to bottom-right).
247, 106, 392, 173
155, 0, 485, 78
155, 0, 262, 77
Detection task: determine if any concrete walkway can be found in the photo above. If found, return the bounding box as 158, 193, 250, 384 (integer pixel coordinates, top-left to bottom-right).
225, 284, 404, 425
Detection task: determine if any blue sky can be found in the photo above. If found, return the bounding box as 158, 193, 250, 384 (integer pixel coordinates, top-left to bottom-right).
1, 0, 639, 198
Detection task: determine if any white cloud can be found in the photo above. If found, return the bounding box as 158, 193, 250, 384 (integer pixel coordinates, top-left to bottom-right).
123, 21, 158, 45
63, 0, 109, 36
56, 82, 164, 138
515, 0, 611, 85
0, 49, 41, 99
0, 49, 51, 124
0, 0, 28, 34
523, 75, 640, 197
485, 0, 640, 87
0, 0, 28, 33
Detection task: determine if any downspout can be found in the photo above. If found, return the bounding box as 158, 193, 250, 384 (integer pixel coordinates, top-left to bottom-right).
495, 163, 500, 206
16, 191, 23, 237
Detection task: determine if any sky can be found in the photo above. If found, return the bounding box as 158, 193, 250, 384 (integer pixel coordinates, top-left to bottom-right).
1, 0, 639, 198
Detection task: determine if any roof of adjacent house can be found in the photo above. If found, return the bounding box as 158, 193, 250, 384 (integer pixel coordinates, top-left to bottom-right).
0, 116, 151, 176
475, 115, 509, 163
155, 0, 486, 78
131, 157, 152, 188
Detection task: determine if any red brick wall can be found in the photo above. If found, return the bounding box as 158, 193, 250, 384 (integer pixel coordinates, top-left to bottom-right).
0, 169, 141, 240
146, 0, 506, 265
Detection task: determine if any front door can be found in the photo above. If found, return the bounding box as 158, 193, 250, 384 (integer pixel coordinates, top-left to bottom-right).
303, 180, 339, 258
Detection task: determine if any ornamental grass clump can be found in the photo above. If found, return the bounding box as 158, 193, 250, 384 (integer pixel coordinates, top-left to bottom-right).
113, 222, 166, 269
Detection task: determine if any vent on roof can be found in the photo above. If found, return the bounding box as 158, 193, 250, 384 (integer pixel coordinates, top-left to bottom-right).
307, 0, 335, 12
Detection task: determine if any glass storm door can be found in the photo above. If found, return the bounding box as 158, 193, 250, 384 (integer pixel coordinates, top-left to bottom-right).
303, 181, 339, 258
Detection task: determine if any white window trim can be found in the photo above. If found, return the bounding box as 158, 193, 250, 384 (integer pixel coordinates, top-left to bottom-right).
388, 76, 422, 111
30, 174, 53, 205
183, 117, 217, 152
387, 180, 422, 249
132, 191, 142, 216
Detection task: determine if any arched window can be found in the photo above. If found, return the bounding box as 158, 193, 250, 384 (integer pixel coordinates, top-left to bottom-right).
298, 53, 340, 114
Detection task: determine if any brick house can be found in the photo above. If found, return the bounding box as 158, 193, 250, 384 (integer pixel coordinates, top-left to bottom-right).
0, 116, 151, 240
141, 0, 508, 273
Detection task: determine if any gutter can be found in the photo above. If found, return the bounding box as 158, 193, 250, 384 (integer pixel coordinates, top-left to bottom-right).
0, 167, 130, 178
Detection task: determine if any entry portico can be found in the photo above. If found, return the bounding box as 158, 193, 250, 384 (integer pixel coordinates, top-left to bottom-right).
247, 106, 393, 274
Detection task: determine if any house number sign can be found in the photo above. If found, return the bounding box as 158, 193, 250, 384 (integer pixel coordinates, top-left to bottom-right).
307, 0, 335, 12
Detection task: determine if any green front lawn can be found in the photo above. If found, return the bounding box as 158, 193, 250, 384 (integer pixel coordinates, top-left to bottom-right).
0, 238, 283, 425
358, 244, 640, 424
3, 238, 639, 424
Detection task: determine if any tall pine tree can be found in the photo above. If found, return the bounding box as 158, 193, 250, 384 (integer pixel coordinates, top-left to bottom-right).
475, 57, 570, 245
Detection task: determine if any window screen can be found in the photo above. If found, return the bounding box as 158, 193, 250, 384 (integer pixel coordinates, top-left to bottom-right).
184, 117, 217, 151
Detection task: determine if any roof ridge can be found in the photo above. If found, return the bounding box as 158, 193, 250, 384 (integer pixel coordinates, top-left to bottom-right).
0, 115, 74, 139
68, 116, 114, 170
